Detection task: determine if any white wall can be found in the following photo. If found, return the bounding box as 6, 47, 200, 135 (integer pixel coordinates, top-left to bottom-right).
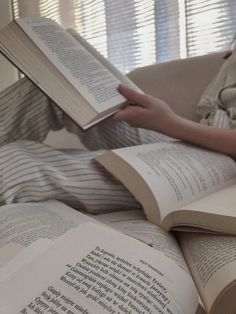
0, 0, 18, 91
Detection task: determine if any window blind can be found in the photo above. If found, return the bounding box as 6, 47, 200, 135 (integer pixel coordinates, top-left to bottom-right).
73, 0, 157, 73
154, 0, 182, 63
186, 0, 236, 57
12, 0, 236, 73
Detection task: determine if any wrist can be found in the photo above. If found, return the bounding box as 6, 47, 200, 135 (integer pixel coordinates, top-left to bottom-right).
155, 114, 186, 138
169, 116, 190, 139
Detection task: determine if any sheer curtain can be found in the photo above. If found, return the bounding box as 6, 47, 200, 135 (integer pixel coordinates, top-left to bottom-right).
12, 0, 236, 73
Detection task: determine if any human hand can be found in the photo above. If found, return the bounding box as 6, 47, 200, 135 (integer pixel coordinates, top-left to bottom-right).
113, 85, 180, 135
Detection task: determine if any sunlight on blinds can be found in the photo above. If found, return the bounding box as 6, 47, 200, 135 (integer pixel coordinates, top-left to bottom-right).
39, 0, 61, 22
130, 1, 155, 69
12, 0, 19, 18
186, 0, 236, 56
13, 0, 60, 21
74, 0, 108, 58
71, 0, 156, 72
104, 0, 156, 72
154, 0, 180, 63
12, 0, 236, 72
178, 0, 187, 59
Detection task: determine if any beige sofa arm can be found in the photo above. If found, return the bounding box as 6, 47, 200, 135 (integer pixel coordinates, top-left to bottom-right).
127, 53, 224, 121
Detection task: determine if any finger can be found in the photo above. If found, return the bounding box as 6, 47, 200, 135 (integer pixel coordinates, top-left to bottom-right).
118, 85, 151, 107
113, 105, 145, 122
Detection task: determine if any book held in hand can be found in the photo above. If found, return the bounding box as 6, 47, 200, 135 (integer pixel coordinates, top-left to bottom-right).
0, 17, 141, 129
96, 141, 236, 234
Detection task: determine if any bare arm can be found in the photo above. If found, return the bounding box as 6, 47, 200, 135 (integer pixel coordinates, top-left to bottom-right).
114, 85, 236, 159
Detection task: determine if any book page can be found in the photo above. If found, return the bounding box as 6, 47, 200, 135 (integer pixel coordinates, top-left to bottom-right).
0, 239, 52, 283
111, 142, 236, 219
68, 28, 142, 92
181, 184, 236, 217
16, 18, 126, 112
0, 223, 198, 314
0, 200, 94, 266
97, 210, 188, 272
179, 232, 236, 312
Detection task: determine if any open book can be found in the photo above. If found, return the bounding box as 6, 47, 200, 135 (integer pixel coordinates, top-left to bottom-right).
0, 17, 140, 129
1, 200, 236, 313
96, 141, 236, 234
0, 201, 236, 314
